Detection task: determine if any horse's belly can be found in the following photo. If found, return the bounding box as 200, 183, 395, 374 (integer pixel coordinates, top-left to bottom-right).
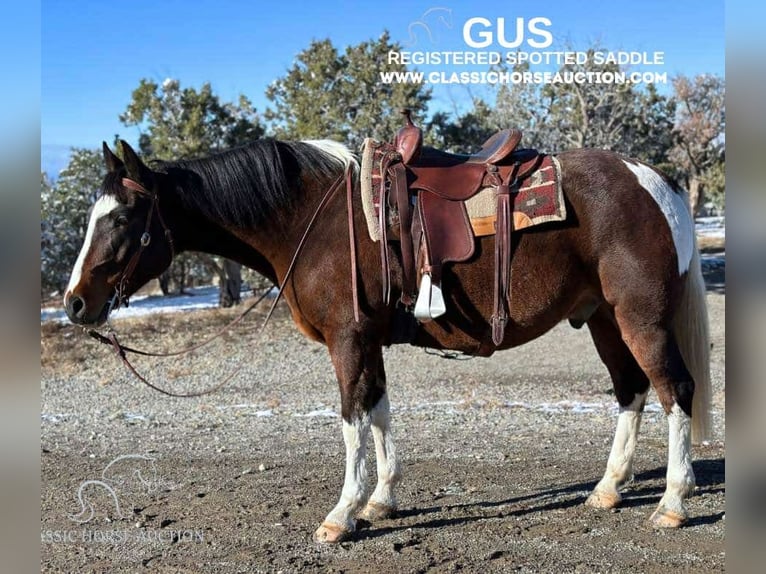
410, 305, 568, 356
407, 234, 597, 355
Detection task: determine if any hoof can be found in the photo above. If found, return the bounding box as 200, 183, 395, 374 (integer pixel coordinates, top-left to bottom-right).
585, 490, 621, 510
359, 501, 397, 521
314, 522, 352, 544
650, 507, 687, 528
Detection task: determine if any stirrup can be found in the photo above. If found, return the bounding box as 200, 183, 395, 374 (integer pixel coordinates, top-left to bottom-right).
414, 273, 447, 321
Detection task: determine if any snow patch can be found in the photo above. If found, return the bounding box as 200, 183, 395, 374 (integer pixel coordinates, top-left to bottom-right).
293, 407, 339, 418
41, 413, 73, 424
695, 216, 725, 239
216, 405, 274, 417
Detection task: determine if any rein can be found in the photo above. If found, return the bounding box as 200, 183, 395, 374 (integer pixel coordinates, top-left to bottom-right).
88, 168, 355, 397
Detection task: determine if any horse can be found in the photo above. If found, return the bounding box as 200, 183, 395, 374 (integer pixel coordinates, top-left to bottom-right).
63, 138, 711, 543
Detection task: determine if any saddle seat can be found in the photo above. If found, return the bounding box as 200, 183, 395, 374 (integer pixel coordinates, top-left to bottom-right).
415, 129, 524, 169
394, 110, 536, 202
394, 108, 522, 168
394, 110, 522, 167
408, 146, 540, 201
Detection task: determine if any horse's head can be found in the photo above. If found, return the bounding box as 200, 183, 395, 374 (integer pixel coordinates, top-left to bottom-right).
63, 141, 175, 326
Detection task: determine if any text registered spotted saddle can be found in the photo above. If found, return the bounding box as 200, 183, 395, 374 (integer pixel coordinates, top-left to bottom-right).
361, 110, 564, 346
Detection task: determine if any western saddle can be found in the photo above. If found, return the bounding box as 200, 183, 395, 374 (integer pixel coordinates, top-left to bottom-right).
373, 110, 546, 346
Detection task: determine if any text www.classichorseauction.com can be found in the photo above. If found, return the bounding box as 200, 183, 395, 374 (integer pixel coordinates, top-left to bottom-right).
379, 67, 669, 86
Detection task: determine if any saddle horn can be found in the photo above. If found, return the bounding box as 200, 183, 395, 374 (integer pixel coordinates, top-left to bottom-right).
394, 109, 423, 164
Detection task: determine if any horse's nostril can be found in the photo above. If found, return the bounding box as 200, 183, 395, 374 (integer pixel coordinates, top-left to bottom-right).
69, 296, 85, 318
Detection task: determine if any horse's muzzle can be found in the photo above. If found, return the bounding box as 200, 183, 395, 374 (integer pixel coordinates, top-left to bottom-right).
64, 294, 109, 326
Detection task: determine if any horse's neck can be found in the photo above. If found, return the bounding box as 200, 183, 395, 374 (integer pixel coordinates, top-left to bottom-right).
162, 192, 277, 283
164, 175, 318, 285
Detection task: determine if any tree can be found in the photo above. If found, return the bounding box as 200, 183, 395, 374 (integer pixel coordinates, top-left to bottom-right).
40, 172, 57, 296
627, 84, 677, 171
121, 79, 264, 158
492, 51, 676, 165
40, 149, 105, 295
120, 78, 265, 301
493, 61, 563, 152
265, 32, 431, 149
668, 74, 725, 214
425, 99, 496, 152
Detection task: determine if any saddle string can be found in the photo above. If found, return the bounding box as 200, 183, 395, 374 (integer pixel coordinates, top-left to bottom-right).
346, 167, 360, 323
89, 168, 354, 397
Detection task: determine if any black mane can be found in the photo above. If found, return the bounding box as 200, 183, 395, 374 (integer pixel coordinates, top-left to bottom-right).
105, 139, 350, 228
164, 139, 351, 228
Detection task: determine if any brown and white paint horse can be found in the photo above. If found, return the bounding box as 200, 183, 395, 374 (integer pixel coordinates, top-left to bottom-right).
64, 139, 711, 543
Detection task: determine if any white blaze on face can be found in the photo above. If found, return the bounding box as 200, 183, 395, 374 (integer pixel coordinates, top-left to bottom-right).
622, 160, 694, 275
65, 195, 120, 297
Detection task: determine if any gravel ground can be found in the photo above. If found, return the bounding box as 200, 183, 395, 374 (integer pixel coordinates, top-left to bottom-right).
41, 277, 725, 573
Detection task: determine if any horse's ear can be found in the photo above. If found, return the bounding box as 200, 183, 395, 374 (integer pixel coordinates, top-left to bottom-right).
120, 140, 153, 185
102, 142, 124, 173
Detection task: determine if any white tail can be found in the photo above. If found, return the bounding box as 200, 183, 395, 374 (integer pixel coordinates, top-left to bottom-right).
672, 241, 712, 444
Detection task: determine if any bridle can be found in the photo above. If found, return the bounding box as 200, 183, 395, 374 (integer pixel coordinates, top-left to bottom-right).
88, 167, 356, 397
110, 177, 175, 312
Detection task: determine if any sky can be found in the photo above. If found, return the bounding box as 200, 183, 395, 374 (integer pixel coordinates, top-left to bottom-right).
41, 0, 724, 173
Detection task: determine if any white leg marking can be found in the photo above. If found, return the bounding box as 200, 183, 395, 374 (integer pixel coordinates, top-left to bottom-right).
367, 394, 401, 512
656, 403, 695, 517
323, 415, 370, 531
65, 196, 120, 298
622, 160, 694, 274
588, 392, 645, 507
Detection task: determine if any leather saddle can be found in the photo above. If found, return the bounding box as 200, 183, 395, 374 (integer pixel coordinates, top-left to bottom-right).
378, 110, 545, 347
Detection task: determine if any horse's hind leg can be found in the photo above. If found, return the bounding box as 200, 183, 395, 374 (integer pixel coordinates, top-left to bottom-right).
314, 334, 399, 543
610, 302, 696, 528
585, 307, 650, 510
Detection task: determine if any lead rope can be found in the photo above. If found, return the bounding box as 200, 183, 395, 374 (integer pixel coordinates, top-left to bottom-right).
87, 287, 273, 358
88, 168, 352, 397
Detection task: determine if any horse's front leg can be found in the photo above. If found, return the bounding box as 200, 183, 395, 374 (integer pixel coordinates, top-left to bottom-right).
314, 334, 387, 543
360, 386, 401, 521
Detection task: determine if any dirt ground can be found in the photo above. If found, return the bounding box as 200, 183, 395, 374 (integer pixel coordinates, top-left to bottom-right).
41, 266, 725, 573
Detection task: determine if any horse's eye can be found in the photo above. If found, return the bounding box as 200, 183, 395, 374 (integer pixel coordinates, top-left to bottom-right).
115, 214, 129, 226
